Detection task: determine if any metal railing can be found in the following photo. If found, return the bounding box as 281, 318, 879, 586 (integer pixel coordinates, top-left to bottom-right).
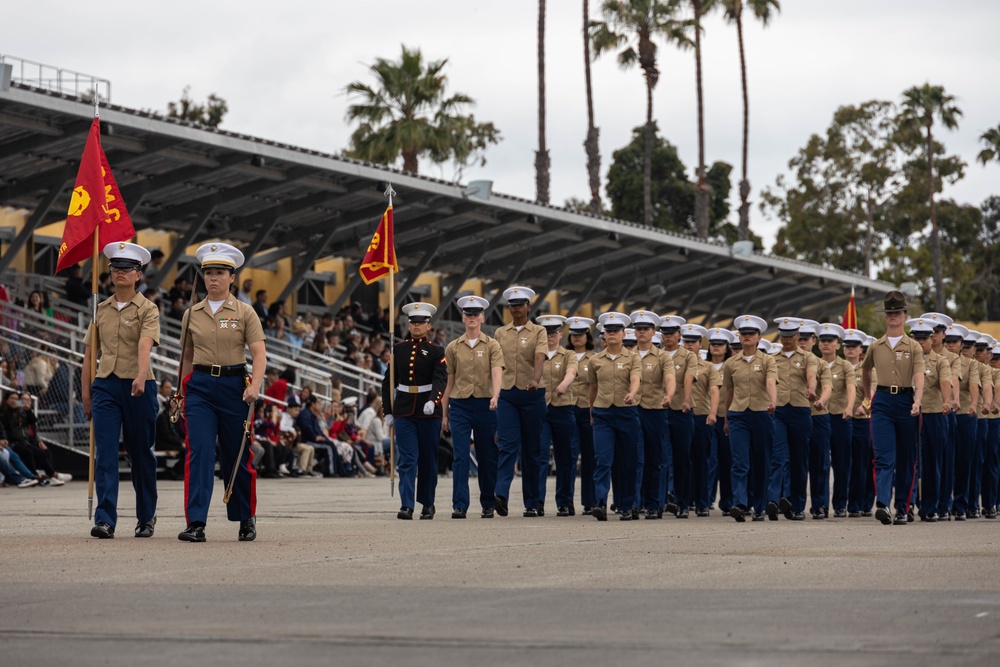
0, 54, 111, 102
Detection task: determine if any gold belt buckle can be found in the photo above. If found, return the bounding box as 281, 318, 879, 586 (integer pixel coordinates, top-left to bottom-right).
211, 364, 222, 377
890, 385, 899, 395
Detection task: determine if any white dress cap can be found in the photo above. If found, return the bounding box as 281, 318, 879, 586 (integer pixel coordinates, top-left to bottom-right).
195, 242, 245, 270
502, 286, 536, 304
103, 241, 151, 268
402, 302, 437, 322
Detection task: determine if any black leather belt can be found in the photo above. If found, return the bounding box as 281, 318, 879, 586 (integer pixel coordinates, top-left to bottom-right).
193, 364, 248, 377
876, 385, 913, 395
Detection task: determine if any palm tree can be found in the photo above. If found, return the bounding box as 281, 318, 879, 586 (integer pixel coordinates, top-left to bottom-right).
344, 46, 485, 175
536, 0, 551, 204
691, 0, 710, 239
899, 83, 962, 311
591, 0, 691, 226
583, 0, 602, 214
721, 0, 780, 243
978, 124, 1000, 166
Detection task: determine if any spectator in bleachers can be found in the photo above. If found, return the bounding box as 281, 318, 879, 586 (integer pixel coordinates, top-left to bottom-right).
142, 249, 165, 287
287, 320, 308, 358
142, 288, 162, 312
296, 395, 341, 477
253, 402, 290, 479
23, 350, 53, 397
99, 272, 113, 298
27, 291, 55, 320
166, 297, 186, 321
263, 367, 285, 406
252, 290, 269, 321
1, 358, 12, 387
280, 396, 312, 476
299, 385, 313, 404
0, 424, 42, 488
0, 392, 67, 485
265, 314, 287, 341
237, 279, 253, 305
302, 316, 320, 350
357, 396, 387, 474
167, 276, 191, 305
268, 300, 291, 329
157, 380, 174, 413
64, 266, 91, 307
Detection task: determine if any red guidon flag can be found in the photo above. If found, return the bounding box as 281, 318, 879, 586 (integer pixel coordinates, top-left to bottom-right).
359, 204, 399, 285
841, 285, 858, 330
55, 118, 135, 273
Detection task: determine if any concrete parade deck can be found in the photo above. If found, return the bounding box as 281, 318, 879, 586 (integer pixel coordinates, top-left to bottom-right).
1, 476, 999, 666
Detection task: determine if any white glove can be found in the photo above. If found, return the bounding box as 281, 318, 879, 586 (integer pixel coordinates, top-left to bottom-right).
423, 400, 436, 415
384, 414, 394, 429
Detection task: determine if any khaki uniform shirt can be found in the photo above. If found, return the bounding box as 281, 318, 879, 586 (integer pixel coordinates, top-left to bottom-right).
977, 360, 993, 412
723, 351, 778, 412
689, 356, 722, 417
636, 347, 674, 410
774, 347, 818, 408
572, 351, 596, 409
956, 355, 981, 413
181, 297, 265, 366
666, 347, 697, 410
84, 293, 160, 381
990, 366, 1000, 419
495, 321, 547, 390
852, 364, 875, 419
587, 347, 642, 409
823, 357, 855, 416
445, 333, 504, 400
810, 358, 835, 416
714, 362, 728, 418
861, 335, 925, 390
921, 349, 952, 414
542, 347, 579, 407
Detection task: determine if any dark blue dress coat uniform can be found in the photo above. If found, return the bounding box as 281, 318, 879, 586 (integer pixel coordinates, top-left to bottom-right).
382, 331, 448, 514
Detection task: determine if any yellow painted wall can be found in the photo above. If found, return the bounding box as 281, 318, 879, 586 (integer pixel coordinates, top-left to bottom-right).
0, 208, 29, 272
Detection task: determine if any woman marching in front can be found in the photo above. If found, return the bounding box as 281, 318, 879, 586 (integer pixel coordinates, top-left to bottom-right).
568, 317, 598, 514
442, 295, 503, 519
383, 302, 448, 520
630, 310, 674, 519
537, 315, 579, 516
83, 242, 160, 539
178, 243, 266, 542
722, 315, 777, 522
812, 324, 855, 519
587, 312, 641, 521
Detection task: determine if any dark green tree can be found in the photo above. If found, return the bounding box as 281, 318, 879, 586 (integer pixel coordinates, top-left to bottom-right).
977, 124, 1000, 166
605, 124, 734, 239
343, 45, 500, 175
166, 86, 228, 128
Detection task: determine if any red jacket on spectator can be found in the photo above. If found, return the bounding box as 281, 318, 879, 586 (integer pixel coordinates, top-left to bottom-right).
264, 378, 288, 406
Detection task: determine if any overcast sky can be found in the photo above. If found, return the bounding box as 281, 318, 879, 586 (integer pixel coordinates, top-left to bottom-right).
4, 1, 999, 250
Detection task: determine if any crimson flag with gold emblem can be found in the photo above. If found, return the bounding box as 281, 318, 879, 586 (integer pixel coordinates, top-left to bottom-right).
841, 285, 858, 330
54, 118, 135, 273
359, 204, 398, 285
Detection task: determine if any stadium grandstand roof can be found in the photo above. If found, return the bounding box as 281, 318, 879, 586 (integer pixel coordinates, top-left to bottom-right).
0, 73, 893, 324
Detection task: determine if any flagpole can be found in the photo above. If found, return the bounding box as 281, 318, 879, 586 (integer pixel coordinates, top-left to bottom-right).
385, 183, 396, 498
86, 102, 100, 520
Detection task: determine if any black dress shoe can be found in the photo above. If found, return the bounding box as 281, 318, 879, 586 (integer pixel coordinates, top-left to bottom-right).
582, 506, 593, 516
238, 517, 256, 541
812, 511, 825, 520
495, 496, 509, 516
91, 522, 115, 539
481, 507, 495, 519
619, 509, 633, 521
985, 509, 997, 519
631, 508, 640, 520
567, 505, 576, 516
875, 506, 892, 525
452, 509, 467, 519
695, 509, 709, 517
397, 508, 414, 520
968, 510, 980, 519
645, 509, 661, 519
862, 510, 873, 517
730, 506, 746, 523
610, 503, 618, 513
779, 497, 793, 521
593, 504, 608, 521
537, 503, 545, 517
676, 508, 689, 519
834, 509, 847, 518
848, 511, 861, 518
765, 501, 779, 520
556, 506, 570, 517
523, 508, 539, 518
792, 512, 805, 521
664, 501, 679, 516
893, 511, 908, 526
751, 512, 765, 522
955, 512, 966, 521
920, 512, 938, 522
420, 505, 436, 520
135, 516, 156, 538
178, 524, 206, 542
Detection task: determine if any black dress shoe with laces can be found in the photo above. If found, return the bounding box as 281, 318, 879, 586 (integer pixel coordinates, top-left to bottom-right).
567, 505, 576, 516
495, 495, 509, 516
631, 508, 640, 520
619, 509, 634, 521
751, 512, 766, 521
920, 512, 938, 522
135, 516, 156, 538
397, 508, 414, 520
556, 506, 570, 517
537, 503, 545, 517
238, 517, 256, 541
893, 511, 908, 525
848, 511, 861, 518
592, 504, 608, 521
676, 508, 689, 519
178, 523, 206, 542
452, 509, 467, 519
834, 509, 847, 518
695, 509, 709, 517
481, 507, 495, 519
730, 506, 746, 523
645, 509, 661, 519
792, 511, 805, 521
779, 497, 793, 521
766, 501, 779, 520
420, 505, 436, 520
91, 522, 115, 539
523, 508, 539, 518
875, 506, 892, 525
664, 501, 679, 516
582, 506, 593, 516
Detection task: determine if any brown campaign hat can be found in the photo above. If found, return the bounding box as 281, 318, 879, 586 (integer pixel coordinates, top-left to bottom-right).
876, 290, 910, 313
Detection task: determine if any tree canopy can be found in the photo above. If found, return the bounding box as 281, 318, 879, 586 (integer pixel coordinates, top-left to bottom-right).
166, 86, 228, 128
